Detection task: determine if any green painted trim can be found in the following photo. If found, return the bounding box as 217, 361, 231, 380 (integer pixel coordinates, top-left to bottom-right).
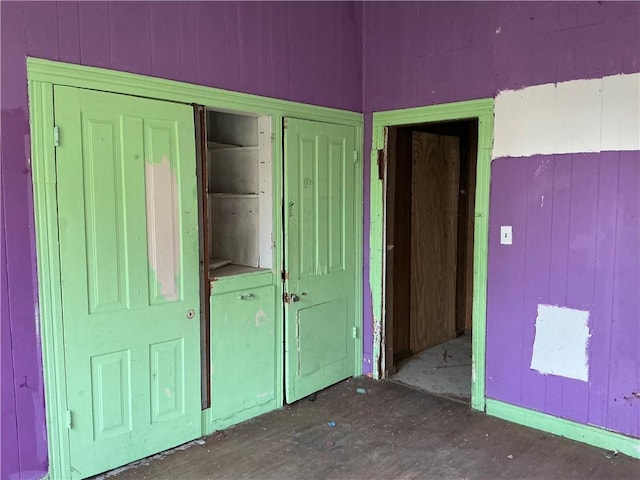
369, 99, 494, 410
371, 99, 494, 132
486, 399, 640, 459
27, 58, 362, 127
271, 114, 285, 410
354, 124, 364, 376
28, 58, 363, 479
29, 80, 71, 480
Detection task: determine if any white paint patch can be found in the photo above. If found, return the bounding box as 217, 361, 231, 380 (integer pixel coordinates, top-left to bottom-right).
530, 304, 590, 382
145, 156, 181, 301
494, 72, 640, 158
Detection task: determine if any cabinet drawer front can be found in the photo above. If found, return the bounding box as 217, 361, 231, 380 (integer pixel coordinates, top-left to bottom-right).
210, 270, 273, 295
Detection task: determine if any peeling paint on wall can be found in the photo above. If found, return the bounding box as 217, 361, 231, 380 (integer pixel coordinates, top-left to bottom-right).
494, 73, 640, 158
145, 155, 181, 301
530, 304, 591, 382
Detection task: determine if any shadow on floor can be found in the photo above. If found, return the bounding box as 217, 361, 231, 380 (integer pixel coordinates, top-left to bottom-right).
101, 378, 638, 480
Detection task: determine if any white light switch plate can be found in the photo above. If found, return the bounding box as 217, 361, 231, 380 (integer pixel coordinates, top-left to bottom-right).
500, 226, 513, 245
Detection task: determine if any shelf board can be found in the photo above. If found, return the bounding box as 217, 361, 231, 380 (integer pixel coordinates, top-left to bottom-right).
210, 264, 270, 279
207, 141, 258, 151
209, 193, 259, 198
209, 258, 233, 271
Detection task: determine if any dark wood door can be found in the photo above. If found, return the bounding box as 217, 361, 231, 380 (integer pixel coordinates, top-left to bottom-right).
410, 132, 460, 352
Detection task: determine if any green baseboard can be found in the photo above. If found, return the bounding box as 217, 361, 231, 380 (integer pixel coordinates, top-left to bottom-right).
485, 399, 640, 459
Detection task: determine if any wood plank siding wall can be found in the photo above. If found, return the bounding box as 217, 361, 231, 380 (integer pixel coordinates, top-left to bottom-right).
487, 152, 639, 438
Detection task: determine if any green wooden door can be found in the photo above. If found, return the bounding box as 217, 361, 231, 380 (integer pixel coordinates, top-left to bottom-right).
284, 118, 357, 402
54, 86, 201, 478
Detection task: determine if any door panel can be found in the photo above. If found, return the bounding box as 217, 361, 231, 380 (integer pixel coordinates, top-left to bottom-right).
210, 285, 276, 421
54, 86, 201, 478
410, 132, 460, 352
284, 118, 356, 402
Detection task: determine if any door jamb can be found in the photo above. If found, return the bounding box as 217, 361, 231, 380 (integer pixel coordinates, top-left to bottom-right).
28, 57, 363, 478
369, 99, 494, 411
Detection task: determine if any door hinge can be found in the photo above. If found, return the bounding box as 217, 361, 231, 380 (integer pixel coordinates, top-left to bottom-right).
352, 326, 359, 339
65, 410, 72, 429
353, 150, 358, 164
283, 118, 288, 130
53, 126, 60, 147
281, 270, 289, 281
283, 292, 290, 303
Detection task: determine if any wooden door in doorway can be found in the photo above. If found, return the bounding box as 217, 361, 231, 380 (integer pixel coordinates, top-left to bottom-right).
410, 132, 460, 352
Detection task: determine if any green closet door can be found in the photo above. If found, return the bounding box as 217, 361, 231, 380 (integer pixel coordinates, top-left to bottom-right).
54, 86, 201, 478
284, 118, 357, 402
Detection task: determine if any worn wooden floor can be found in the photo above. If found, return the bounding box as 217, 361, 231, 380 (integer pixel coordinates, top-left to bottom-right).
104, 378, 639, 480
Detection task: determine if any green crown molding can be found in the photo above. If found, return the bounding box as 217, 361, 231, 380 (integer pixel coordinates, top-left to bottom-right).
27, 58, 362, 125
369, 99, 494, 414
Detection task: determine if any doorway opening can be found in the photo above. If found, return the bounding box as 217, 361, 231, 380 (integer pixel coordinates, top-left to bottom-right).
384, 119, 478, 402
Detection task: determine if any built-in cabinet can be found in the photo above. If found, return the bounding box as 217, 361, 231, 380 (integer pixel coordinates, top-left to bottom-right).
206, 111, 272, 277
204, 110, 278, 430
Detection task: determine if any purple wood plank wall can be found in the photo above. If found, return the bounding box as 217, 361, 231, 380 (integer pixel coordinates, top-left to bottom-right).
361, 1, 639, 435
487, 153, 639, 437
0, 2, 362, 479
360, 1, 640, 374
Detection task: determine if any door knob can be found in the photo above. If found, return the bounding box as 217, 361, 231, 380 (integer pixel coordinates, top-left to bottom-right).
284, 293, 303, 304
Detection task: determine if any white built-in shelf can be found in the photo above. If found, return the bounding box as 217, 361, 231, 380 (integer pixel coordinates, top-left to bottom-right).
210, 193, 259, 198
209, 258, 232, 271
210, 264, 270, 279
207, 141, 258, 151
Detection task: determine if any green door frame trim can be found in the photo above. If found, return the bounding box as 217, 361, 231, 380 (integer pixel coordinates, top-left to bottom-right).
368, 99, 494, 412
27, 57, 363, 479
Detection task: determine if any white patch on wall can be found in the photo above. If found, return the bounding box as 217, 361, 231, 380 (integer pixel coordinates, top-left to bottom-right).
530, 304, 590, 382
493, 72, 640, 158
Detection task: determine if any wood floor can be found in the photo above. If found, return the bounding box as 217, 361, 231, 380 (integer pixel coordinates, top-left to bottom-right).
103, 378, 639, 480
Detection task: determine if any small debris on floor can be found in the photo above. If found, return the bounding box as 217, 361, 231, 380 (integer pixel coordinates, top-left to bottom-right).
603, 450, 619, 459
356, 388, 366, 394
324, 440, 335, 448
507, 454, 513, 459
327, 421, 336, 427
